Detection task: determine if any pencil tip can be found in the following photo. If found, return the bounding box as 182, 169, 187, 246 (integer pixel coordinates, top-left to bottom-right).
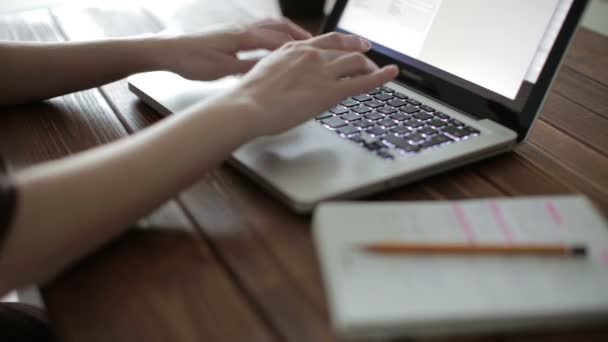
572, 246, 587, 257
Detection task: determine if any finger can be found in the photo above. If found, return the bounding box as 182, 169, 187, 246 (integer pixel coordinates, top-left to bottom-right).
328, 52, 380, 78
233, 58, 261, 74
254, 17, 313, 40
239, 28, 296, 50
341, 65, 400, 96
306, 32, 372, 52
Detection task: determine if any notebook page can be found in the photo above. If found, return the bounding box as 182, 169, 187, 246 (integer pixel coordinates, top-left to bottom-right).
313, 196, 608, 328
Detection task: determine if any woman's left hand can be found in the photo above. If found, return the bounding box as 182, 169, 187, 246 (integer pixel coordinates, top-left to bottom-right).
157, 18, 312, 81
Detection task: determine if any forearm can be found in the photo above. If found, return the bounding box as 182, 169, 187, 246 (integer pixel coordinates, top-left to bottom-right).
0, 37, 167, 106
0, 93, 258, 294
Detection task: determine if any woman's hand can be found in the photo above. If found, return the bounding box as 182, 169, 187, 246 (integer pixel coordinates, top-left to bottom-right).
0, 18, 309, 106
231, 32, 399, 137
158, 18, 312, 81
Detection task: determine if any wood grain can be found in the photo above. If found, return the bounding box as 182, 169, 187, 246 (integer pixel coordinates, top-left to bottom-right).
553, 66, 608, 119
564, 29, 608, 86
43, 202, 277, 342
0, 9, 127, 171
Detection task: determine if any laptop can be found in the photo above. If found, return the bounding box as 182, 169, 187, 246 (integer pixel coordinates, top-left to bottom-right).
129, 0, 588, 213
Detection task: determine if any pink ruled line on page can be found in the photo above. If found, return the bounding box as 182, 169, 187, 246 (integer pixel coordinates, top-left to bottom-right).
545, 200, 565, 227
601, 249, 608, 266
452, 203, 477, 243
489, 202, 515, 243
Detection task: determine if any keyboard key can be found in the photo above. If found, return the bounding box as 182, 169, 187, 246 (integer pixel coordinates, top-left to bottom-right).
387, 99, 408, 108
378, 118, 397, 127
354, 120, 375, 128
317, 111, 333, 119
337, 125, 360, 136
364, 141, 384, 151
366, 100, 385, 108
384, 135, 420, 153
380, 86, 395, 93
413, 112, 433, 121
406, 98, 422, 106
367, 88, 382, 95
418, 126, 438, 136
391, 125, 411, 135
368, 126, 389, 136
378, 107, 398, 115
449, 119, 465, 127
427, 119, 448, 128
364, 112, 384, 120
419, 134, 453, 149
377, 150, 395, 160
330, 106, 349, 115
403, 120, 425, 129
464, 126, 480, 135
374, 93, 394, 101
434, 111, 450, 120
341, 99, 359, 107
360, 134, 385, 150
353, 94, 372, 102
352, 105, 372, 114
442, 125, 470, 139
341, 112, 361, 121
349, 135, 365, 144
401, 105, 420, 114
390, 113, 409, 121
321, 116, 348, 128
394, 92, 408, 99
420, 105, 436, 112
404, 133, 425, 143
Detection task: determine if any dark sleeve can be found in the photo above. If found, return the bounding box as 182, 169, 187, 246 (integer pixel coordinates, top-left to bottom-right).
0, 303, 54, 341
0, 176, 17, 250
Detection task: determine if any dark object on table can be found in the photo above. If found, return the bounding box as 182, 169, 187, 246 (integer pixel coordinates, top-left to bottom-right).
279, 0, 325, 18
0, 303, 55, 341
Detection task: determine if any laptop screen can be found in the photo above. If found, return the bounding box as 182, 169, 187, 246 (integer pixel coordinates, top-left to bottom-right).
336, 0, 573, 108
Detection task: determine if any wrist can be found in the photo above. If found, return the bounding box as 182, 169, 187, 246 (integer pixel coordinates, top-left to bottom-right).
192, 89, 267, 142
129, 35, 175, 73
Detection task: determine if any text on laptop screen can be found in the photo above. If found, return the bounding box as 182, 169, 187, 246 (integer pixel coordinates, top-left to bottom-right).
338, 0, 573, 101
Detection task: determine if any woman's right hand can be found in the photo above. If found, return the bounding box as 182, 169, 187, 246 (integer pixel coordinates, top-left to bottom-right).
230, 32, 399, 137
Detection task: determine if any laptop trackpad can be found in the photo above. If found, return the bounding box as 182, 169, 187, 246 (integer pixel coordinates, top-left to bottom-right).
233, 121, 387, 208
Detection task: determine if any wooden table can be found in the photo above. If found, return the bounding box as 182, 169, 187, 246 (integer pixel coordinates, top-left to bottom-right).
1, 1, 607, 341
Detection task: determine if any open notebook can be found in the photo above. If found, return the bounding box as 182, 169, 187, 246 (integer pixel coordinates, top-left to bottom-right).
313, 196, 608, 340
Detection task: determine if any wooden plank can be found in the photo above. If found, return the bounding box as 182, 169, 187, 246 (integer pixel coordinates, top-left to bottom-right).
527, 120, 608, 195
564, 28, 608, 86
179, 168, 338, 342
552, 66, 608, 119
43, 202, 277, 342
144, 0, 259, 33
0, 9, 127, 171
475, 152, 572, 196
50, 5, 164, 40
50, 5, 166, 132
515, 143, 608, 213
419, 168, 505, 200
538, 91, 608, 155
504, 326, 608, 342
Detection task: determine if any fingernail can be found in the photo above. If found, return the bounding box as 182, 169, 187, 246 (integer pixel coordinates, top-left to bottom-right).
363, 40, 372, 50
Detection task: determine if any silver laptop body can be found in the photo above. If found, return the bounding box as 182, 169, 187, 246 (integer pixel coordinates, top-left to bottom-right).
129, 0, 587, 213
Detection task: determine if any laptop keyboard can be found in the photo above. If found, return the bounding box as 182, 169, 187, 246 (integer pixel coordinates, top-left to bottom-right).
316, 85, 480, 160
